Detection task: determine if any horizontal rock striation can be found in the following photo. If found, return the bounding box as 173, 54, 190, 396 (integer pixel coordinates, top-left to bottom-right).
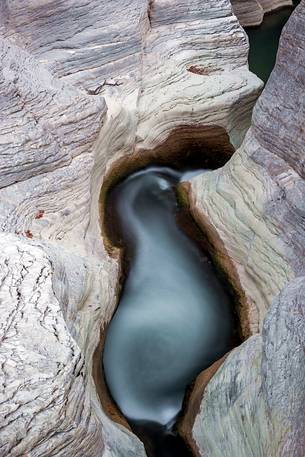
0, 32, 145, 457
0, 1, 262, 456
231, 0, 265, 25
231, 0, 293, 26
189, 1, 305, 334
183, 2, 305, 455
0, 0, 148, 92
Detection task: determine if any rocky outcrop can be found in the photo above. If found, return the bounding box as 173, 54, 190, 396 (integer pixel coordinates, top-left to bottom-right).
231, 0, 293, 26
259, 0, 292, 12
0, 34, 144, 457
184, 277, 305, 457
183, 2, 305, 455
0, 1, 262, 456
231, 0, 265, 25
189, 1, 305, 334
0, 234, 145, 457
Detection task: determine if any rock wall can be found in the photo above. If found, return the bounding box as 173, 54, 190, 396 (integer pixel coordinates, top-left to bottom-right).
0, 34, 143, 457
183, 3, 305, 455
0, 1, 262, 456
231, 0, 293, 26
189, 1, 305, 334
185, 277, 305, 457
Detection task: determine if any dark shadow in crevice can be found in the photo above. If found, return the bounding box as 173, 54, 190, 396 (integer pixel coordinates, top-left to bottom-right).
246, 3, 299, 82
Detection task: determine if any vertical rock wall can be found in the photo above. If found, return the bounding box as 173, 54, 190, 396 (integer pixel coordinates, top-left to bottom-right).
184, 3, 305, 456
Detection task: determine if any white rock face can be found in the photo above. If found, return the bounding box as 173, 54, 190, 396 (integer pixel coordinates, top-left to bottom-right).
0, 1, 262, 456
184, 4, 305, 456
231, 0, 293, 26
192, 277, 305, 457
188, 2, 305, 335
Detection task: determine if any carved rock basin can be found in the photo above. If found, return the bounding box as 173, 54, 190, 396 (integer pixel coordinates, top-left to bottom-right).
103, 167, 235, 428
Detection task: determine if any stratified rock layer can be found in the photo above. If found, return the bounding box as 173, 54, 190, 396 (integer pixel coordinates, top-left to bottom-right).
231, 0, 293, 26
184, 3, 305, 456
0, 1, 262, 456
190, 1, 305, 333
189, 277, 305, 457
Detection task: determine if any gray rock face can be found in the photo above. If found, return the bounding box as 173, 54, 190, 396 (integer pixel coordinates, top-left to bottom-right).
231, 0, 293, 26
1, 0, 303, 456
191, 277, 305, 457
189, 1, 305, 335
0, 1, 262, 456
0, 235, 104, 457
184, 3, 305, 456
0, 0, 147, 91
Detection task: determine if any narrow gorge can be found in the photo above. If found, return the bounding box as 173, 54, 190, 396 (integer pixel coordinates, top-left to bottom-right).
0, 1, 304, 457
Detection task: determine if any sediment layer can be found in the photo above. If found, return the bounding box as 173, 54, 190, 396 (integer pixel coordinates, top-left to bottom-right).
183, 3, 305, 456
0, 1, 261, 456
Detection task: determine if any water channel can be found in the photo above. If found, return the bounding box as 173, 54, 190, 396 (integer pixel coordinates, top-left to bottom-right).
102, 166, 236, 456
246, 2, 299, 82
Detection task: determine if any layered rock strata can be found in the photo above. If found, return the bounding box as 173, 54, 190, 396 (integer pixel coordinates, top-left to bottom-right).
183, 3, 305, 455
0, 1, 262, 456
231, 0, 293, 26
189, 1, 305, 334
183, 277, 305, 457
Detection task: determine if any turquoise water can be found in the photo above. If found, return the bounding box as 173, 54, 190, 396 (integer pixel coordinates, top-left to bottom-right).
246, 4, 298, 82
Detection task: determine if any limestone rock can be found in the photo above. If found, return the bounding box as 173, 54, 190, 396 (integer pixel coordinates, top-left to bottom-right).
231, 0, 293, 26
0, 234, 145, 457
186, 277, 305, 457
231, 0, 265, 25
183, 3, 305, 456
188, 1, 305, 335
0, 1, 262, 456
0, 33, 145, 457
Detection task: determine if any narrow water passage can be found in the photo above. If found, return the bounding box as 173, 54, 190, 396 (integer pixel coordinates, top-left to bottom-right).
246, 2, 300, 82
102, 166, 236, 456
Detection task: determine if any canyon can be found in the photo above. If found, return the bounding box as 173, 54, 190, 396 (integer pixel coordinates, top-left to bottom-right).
0, 1, 304, 457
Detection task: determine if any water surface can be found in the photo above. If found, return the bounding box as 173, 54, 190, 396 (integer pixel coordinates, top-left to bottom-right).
246, 3, 299, 82
102, 167, 236, 455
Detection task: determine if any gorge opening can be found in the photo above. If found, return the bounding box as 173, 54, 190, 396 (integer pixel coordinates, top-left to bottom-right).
246, 1, 300, 82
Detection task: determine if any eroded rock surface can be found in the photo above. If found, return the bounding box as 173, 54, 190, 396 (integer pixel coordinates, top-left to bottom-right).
189, 1, 305, 335
231, 0, 293, 26
188, 277, 305, 457
184, 3, 305, 456
0, 1, 262, 456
